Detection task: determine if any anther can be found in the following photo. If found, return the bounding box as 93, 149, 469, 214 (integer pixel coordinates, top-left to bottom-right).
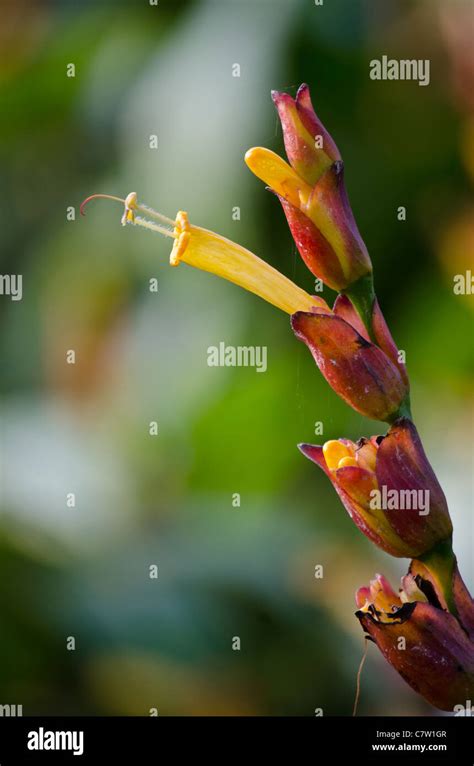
170, 211, 191, 266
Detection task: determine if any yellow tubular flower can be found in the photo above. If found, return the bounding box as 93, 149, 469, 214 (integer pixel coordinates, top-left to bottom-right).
169, 211, 321, 314
80, 193, 326, 316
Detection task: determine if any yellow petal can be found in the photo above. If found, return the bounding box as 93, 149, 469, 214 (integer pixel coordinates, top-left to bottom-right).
322, 440, 354, 470
337, 456, 358, 469
245, 147, 312, 208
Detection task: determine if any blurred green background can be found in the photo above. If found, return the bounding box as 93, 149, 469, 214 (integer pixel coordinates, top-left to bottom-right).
0, 0, 473, 716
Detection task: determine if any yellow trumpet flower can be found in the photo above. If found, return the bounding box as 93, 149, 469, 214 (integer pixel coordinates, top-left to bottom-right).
80, 192, 326, 316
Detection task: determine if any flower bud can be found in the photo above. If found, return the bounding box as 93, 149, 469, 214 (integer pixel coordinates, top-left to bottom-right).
356, 570, 474, 711
299, 418, 453, 558
246, 151, 372, 292
271, 83, 340, 186
291, 309, 408, 422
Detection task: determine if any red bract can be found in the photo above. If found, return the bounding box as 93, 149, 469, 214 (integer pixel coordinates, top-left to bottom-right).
291, 294, 409, 422
276, 161, 371, 291
375, 419, 452, 554
277, 193, 347, 290
332, 294, 408, 385
271, 83, 341, 186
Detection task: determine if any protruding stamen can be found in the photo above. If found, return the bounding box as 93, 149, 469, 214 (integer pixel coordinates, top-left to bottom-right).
121, 191, 138, 226
80, 193, 126, 217
132, 216, 177, 239
136, 203, 176, 227
80, 192, 178, 239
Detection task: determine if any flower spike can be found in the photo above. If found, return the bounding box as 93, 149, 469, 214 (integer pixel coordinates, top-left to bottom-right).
81, 84, 473, 714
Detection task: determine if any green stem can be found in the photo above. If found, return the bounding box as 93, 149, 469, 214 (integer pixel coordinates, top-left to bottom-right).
343, 273, 376, 342
387, 394, 413, 423
418, 539, 457, 617
344, 274, 413, 423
